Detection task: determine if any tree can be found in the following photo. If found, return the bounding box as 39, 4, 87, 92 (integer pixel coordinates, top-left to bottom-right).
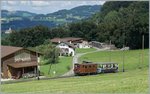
8, 25, 51, 47
42, 45, 59, 75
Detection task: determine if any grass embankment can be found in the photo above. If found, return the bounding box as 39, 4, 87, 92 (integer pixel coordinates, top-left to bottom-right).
1, 49, 149, 93
75, 48, 96, 53
1, 69, 148, 93
40, 57, 72, 77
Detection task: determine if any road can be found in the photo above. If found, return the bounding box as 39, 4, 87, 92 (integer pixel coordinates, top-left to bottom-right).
62, 47, 106, 76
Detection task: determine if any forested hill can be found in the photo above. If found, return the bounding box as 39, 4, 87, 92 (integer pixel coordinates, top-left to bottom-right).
2, 1, 149, 49
1, 5, 101, 31
89, 1, 149, 49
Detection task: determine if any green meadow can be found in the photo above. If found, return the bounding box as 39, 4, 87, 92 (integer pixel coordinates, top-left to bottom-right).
79, 49, 149, 71
40, 56, 72, 77
75, 48, 96, 53
1, 49, 149, 93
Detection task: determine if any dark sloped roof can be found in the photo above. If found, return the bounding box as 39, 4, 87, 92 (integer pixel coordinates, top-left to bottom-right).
50, 37, 83, 43
1, 46, 23, 58
1, 45, 41, 59
62, 42, 75, 48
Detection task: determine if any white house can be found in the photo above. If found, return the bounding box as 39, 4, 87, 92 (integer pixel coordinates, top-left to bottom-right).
56, 42, 75, 56
50, 37, 90, 49
5, 27, 12, 34
76, 41, 91, 48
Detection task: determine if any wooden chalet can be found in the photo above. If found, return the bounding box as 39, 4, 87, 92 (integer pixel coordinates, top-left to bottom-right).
1, 46, 41, 79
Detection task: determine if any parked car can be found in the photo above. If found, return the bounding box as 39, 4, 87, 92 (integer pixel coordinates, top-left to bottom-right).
22, 71, 36, 78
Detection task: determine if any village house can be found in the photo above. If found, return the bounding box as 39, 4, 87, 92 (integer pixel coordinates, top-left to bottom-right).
50, 37, 90, 48
5, 27, 13, 34
1, 46, 41, 79
56, 42, 75, 56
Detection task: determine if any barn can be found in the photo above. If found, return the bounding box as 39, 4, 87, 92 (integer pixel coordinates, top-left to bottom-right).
1, 46, 41, 79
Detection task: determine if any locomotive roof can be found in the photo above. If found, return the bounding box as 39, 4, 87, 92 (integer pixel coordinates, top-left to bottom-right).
75, 63, 97, 65
97, 62, 118, 65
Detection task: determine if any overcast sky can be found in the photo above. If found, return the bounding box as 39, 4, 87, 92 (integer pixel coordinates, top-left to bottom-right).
1, 0, 106, 14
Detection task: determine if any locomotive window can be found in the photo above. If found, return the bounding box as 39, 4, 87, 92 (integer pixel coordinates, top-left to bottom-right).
82, 65, 84, 68
85, 66, 87, 68
89, 65, 91, 68
75, 65, 77, 67
108, 64, 111, 68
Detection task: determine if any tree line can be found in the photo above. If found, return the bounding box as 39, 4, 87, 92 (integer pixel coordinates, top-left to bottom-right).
2, 1, 149, 49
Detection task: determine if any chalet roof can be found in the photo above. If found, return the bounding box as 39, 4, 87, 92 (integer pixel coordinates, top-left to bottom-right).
50, 37, 83, 43
62, 42, 75, 48
1, 46, 23, 58
1, 45, 41, 59
7, 61, 37, 68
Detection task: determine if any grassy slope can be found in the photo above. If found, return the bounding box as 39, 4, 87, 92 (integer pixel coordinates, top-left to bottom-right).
40, 57, 72, 77
75, 48, 96, 53
80, 49, 149, 71
1, 69, 148, 93
1, 49, 149, 93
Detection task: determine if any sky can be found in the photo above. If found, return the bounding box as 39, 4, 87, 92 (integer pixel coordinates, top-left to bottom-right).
1, 0, 106, 14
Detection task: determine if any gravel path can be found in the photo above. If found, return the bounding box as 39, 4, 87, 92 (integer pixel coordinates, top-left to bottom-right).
62, 47, 106, 76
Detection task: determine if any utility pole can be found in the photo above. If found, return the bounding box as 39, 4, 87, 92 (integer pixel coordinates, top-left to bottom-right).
36, 47, 40, 80
109, 40, 111, 62
122, 44, 125, 72
122, 32, 125, 72
141, 34, 144, 69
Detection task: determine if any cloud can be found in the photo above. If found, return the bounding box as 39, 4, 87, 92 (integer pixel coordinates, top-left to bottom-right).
2, 5, 14, 11
30, 1, 50, 7
20, 1, 30, 5
6, 1, 20, 6
1, 0, 106, 14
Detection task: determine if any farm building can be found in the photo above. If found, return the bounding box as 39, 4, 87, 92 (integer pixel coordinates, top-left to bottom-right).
1, 46, 41, 79
56, 42, 75, 56
90, 41, 116, 50
50, 37, 90, 48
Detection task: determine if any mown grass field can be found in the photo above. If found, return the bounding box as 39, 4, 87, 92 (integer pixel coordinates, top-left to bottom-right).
1, 69, 148, 93
1, 49, 149, 93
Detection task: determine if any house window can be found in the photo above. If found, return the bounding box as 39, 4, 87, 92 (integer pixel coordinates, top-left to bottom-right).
15, 50, 31, 62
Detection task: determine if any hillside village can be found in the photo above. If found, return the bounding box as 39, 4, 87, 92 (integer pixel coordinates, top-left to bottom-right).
1, 37, 116, 80
1, 1, 149, 94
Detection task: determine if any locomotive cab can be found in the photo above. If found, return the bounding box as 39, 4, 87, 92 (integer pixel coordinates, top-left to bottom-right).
74, 63, 98, 75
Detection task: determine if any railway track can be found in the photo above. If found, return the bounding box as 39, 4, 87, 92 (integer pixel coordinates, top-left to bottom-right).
1, 75, 77, 84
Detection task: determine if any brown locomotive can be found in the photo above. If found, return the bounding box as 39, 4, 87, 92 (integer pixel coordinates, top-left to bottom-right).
74, 63, 98, 75
74, 61, 118, 75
